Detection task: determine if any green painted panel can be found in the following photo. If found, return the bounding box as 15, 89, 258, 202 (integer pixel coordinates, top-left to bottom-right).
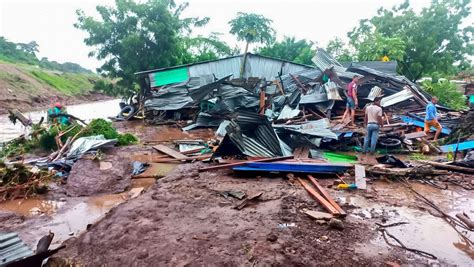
150, 67, 189, 87
323, 152, 358, 163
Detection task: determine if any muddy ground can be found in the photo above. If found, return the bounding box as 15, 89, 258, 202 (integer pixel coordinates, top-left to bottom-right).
1, 124, 473, 266
54, 163, 394, 266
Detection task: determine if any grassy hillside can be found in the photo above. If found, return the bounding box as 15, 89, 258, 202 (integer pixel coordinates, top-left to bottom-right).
0, 61, 108, 114
29, 69, 96, 96
0, 60, 97, 96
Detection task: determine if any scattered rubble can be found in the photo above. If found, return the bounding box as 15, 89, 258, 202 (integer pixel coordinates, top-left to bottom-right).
0, 49, 473, 265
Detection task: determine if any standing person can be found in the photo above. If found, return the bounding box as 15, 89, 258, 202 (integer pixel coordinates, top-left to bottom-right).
363, 96, 383, 154
341, 75, 360, 125
424, 97, 443, 141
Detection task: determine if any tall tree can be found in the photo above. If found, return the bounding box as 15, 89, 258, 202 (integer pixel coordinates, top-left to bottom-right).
259, 36, 315, 65
355, 33, 406, 62
325, 38, 354, 62
228, 12, 275, 76
348, 0, 474, 81
75, 0, 211, 94
183, 32, 233, 62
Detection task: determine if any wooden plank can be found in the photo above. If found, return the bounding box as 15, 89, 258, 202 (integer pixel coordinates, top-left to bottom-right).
153, 144, 187, 159
298, 177, 339, 215
293, 147, 309, 159
404, 131, 427, 139
152, 155, 210, 163
307, 175, 346, 216
198, 155, 293, 172
354, 165, 367, 190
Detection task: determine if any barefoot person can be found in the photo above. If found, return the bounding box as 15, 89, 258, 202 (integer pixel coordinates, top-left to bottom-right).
363, 96, 383, 154
424, 97, 443, 141
341, 75, 360, 125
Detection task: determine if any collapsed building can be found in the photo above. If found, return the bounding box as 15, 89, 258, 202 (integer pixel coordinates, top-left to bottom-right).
132, 49, 465, 157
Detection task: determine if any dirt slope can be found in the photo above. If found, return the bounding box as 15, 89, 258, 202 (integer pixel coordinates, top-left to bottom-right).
0, 63, 109, 114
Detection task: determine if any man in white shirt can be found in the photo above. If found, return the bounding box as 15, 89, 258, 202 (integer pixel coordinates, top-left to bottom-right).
363, 97, 383, 154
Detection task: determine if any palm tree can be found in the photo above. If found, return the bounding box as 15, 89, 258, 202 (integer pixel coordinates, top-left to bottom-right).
229, 12, 275, 77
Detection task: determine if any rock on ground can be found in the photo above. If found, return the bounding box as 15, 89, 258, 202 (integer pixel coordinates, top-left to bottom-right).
66, 155, 131, 197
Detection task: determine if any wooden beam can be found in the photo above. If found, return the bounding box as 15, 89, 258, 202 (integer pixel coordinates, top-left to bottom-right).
297, 177, 339, 215
198, 155, 294, 172
153, 145, 187, 159
417, 160, 474, 174
307, 175, 346, 216
259, 89, 265, 115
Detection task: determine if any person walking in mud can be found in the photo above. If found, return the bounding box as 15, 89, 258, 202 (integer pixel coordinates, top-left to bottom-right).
341, 75, 360, 125
363, 96, 383, 154
424, 96, 443, 141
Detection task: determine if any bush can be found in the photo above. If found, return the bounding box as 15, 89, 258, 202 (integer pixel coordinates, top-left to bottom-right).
79, 119, 137, 146
421, 80, 467, 111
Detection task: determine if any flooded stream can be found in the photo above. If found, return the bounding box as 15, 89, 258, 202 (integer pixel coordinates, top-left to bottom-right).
0, 99, 121, 143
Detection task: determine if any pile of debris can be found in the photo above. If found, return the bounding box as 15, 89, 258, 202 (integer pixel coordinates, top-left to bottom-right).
127, 50, 469, 159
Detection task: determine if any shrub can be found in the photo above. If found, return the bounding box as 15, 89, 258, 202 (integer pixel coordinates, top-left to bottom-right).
421, 80, 467, 111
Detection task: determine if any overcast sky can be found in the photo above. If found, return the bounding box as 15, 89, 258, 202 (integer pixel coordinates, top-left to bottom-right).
1, 0, 472, 72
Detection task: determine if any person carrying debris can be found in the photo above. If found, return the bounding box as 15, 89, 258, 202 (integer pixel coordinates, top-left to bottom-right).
363, 96, 383, 154
424, 96, 442, 141
341, 75, 360, 125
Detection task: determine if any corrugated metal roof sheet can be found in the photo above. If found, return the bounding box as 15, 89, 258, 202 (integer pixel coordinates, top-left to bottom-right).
135, 53, 313, 79
341, 61, 398, 75
0, 232, 33, 266
312, 48, 358, 79
381, 87, 414, 107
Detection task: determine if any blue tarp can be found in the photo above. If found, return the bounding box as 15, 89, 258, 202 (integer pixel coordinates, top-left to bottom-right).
439, 140, 474, 153
400, 116, 451, 135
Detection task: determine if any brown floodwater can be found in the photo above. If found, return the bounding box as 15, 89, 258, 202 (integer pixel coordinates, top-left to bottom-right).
0, 99, 121, 143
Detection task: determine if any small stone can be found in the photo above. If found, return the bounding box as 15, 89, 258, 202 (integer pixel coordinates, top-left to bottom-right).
320, 235, 329, 241
266, 233, 278, 242
328, 218, 344, 230
137, 249, 149, 259
69, 232, 74, 236
316, 220, 327, 225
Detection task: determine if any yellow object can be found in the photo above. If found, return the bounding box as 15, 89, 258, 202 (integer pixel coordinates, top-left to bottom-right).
337, 184, 350, 189
382, 55, 390, 62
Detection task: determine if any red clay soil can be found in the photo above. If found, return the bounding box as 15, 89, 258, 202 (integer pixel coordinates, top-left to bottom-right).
54, 163, 408, 266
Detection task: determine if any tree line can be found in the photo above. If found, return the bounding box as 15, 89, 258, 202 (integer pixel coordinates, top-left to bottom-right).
0, 37, 93, 74
76, 0, 473, 97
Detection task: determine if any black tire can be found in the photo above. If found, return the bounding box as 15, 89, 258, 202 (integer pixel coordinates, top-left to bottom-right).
379, 138, 402, 147
118, 105, 136, 120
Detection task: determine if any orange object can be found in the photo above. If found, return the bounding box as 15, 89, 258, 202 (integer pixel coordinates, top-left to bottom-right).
298, 177, 339, 215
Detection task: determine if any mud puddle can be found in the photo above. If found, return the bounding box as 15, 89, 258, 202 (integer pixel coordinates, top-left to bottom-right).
0, 177, 155, 247
341, 182, 474, 266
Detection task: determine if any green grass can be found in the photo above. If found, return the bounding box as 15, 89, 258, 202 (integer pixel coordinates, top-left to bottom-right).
29, 70, 97, 96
